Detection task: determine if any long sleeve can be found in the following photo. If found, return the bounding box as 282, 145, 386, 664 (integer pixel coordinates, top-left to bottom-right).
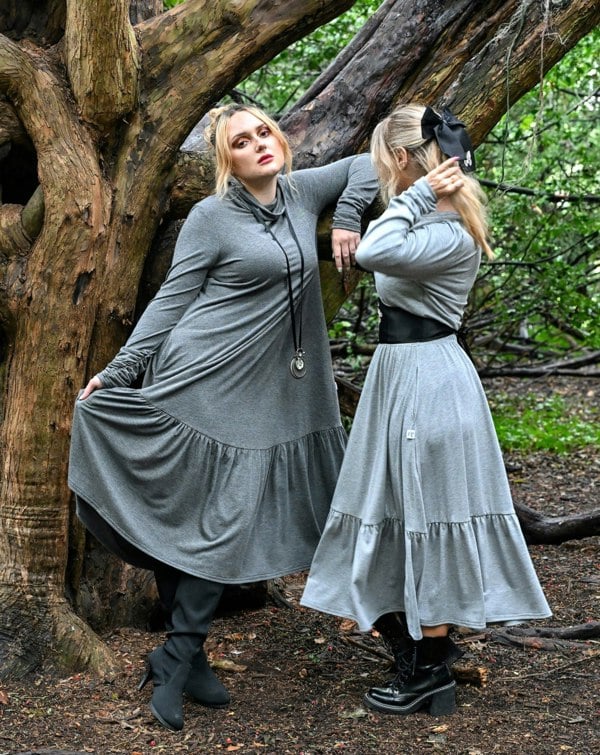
291, 154, 379, 233
356, 178, 469, 280
97, 204, 219, 388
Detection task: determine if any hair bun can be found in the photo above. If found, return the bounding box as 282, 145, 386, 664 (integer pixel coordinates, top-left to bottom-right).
204, 106, 227, 147
204, 104, 245, 148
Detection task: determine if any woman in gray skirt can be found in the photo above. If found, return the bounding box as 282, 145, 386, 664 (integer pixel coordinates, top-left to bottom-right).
301, 103, 551, 716
69, 104, 378, 731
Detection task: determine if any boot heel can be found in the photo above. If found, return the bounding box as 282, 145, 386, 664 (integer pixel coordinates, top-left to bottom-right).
138, 665, 151, 692
427, 682, 456, 716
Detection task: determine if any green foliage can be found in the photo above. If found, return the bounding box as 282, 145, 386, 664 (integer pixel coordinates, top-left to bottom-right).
488, 391, 600, 453
236, 0, 382, 115
472, 28, 600, 367
332, 29, 600, 374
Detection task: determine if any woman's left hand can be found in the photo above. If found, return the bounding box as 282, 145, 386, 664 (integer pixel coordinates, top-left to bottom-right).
332, 228, 361, 272
426, 157, 464, 198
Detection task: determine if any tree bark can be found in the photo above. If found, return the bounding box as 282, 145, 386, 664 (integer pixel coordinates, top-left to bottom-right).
516, 502, 600, 545
0, 33, 115, 678
65, 0, 139, 130
280, 0, 600, 162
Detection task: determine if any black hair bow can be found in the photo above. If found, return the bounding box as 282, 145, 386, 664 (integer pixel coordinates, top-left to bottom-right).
421, 106, 476, 173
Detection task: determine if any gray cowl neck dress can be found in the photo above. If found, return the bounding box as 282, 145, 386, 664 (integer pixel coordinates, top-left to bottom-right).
68, 155, 378, 584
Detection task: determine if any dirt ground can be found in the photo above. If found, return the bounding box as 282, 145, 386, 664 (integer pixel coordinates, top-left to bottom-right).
1, 377, 598, 755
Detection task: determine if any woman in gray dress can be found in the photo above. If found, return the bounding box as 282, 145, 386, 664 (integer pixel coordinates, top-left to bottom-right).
69, 104, 378, 731
301, 103, 551, 716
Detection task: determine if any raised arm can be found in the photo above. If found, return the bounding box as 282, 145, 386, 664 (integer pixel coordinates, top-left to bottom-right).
355, 177, 465, 279
292, 153, 379, 269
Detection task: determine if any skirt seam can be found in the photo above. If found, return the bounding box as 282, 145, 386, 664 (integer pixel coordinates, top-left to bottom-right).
135, 392, 345, 452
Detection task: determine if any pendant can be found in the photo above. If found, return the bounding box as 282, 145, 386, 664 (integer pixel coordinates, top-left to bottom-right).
290, 349, 307, 379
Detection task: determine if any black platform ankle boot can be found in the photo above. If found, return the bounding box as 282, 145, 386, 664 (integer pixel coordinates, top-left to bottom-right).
364, 635, 457, 716
139, 574, 226, 731
373, 613, 415, 684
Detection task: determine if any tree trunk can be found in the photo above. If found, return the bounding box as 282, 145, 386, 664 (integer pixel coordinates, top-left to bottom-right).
0, 0, 597, 677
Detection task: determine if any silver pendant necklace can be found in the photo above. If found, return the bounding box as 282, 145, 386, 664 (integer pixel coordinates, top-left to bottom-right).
289, 348, 306, 379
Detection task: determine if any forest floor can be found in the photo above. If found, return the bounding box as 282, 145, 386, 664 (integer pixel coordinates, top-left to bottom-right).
0, 377, 598, 755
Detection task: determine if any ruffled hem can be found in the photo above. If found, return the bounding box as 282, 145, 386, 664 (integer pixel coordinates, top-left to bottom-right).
301, 509, 551, 637
69, 388, 346, 582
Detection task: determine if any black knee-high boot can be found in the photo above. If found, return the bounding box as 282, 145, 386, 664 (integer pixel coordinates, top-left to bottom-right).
139, 574, 226, 731
364, 635, 457, 716
153, 565, 179, 624
152, 568, 230, 711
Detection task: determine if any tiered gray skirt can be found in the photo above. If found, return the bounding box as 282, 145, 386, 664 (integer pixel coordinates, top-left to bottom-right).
301, 335, 551, 638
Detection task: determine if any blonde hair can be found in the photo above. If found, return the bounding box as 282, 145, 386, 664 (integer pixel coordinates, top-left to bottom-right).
204, 104, 293, 197
371, 103, 493, 259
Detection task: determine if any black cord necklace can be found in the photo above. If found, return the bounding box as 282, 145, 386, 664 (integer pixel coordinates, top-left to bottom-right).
259, 213, 306, 379
230, 183, 307, 379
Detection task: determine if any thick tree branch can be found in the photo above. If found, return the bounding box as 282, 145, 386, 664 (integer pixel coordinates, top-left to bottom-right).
494, 623, 600, 642
136, 0, 355, 151
0, 36, 105, 219
20, 185, 45, 240
444, 0, 600, 144
281, 0, 600, 163
162, 2, 598, 209
167, 148, 215, 220
65, 0, 139, 129
0, 98, 30, 148
515, 502, 600, 544
0, 32, 109, 324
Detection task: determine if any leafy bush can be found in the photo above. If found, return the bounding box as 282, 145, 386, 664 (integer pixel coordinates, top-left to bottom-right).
472, 28, 600, 371
488, 391, 600, 453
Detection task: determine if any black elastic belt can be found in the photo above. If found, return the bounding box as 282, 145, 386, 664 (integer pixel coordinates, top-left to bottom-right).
378, 300, 456, 343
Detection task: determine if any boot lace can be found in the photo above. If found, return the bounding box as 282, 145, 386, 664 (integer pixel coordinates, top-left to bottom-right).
387, 647, 416, 688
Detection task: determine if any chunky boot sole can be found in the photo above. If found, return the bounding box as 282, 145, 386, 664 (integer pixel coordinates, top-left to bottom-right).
363, 679, 457, 716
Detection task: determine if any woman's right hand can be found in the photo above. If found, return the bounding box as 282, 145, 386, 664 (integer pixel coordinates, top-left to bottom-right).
79, 375, 103, 400
425, 156, 464, 198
